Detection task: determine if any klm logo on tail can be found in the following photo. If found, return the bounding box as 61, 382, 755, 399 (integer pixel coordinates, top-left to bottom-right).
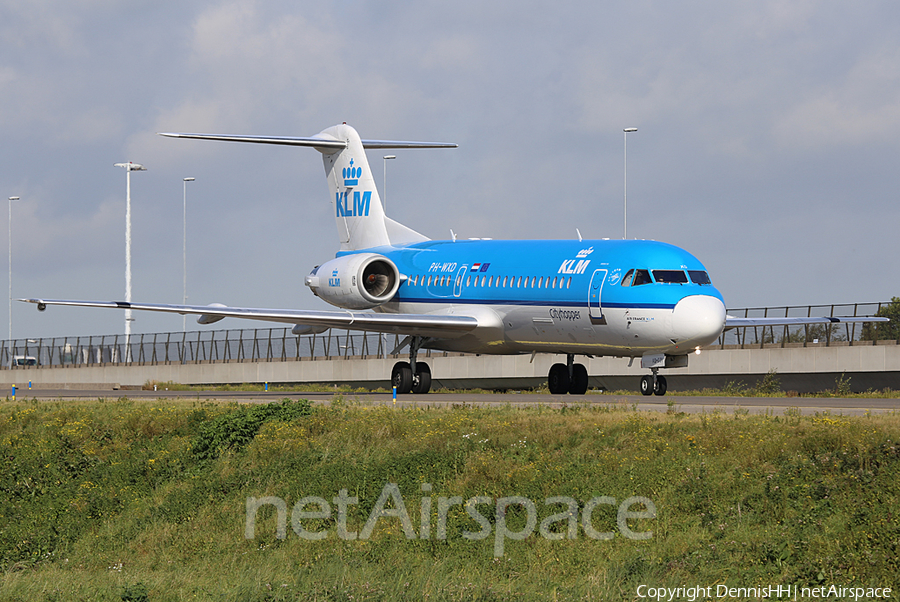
336, 191, 372, 217
343, 159, 362, 187
336, 158, 371, 217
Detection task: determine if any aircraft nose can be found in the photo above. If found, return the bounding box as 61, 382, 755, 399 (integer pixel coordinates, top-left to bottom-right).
672, 295, 726, 347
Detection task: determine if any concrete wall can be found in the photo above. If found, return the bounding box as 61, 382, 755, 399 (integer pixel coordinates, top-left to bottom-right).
1, 341, 897, 393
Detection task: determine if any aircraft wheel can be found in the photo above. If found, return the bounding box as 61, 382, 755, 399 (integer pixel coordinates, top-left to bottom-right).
391, 361, 413, 394
548, 363, 570, 394
569, 364, 589, 395
412, 362, 432, 394
640, 375, 653, 396
653, 375, 668, 396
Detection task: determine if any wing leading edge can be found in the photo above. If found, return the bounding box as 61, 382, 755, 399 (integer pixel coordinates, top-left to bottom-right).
725, 316, 888, 328
20, 299, 478, 339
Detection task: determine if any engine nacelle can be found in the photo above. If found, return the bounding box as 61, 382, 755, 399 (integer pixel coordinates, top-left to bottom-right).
305, 253, 401, 310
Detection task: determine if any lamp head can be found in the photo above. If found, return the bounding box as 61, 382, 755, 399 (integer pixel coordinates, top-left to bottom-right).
114, 162, 147, 171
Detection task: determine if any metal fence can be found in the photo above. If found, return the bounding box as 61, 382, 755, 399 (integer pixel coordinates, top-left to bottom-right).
0, 302, 894, 369
0, 328, 415, 369
716, 302, 895, 348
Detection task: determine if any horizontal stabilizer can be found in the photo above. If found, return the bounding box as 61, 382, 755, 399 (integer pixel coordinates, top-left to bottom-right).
359, 139, 457, 149
159, 132, 457, 152
159, 132, 347, 150
161, 123, 456, 251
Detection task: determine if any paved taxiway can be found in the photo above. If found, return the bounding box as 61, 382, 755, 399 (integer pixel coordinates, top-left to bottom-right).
9, 389, 899, 416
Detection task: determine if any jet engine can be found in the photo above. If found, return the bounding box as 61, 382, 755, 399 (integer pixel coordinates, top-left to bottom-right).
305, 253, 401, 310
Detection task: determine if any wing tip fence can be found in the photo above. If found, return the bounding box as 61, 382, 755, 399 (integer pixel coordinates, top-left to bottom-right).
2, 302, 896, 369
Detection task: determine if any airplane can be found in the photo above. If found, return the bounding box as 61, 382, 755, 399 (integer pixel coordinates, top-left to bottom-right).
23, 123, 888, 395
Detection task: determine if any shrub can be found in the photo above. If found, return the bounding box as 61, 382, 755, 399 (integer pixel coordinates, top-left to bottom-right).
860, 297, 900, 342
121, 582, 149, 602
755, 369, 781, 396
191, 398, 313, 460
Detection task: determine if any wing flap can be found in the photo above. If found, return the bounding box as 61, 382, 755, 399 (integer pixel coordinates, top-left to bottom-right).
22, 299, 478, 339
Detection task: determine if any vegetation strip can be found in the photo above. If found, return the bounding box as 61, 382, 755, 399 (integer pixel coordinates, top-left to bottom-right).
1, 397, 898, 600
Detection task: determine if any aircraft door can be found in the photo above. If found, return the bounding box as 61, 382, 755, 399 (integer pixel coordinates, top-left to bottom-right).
453, 265, 468, 297
588, 269, 608, 325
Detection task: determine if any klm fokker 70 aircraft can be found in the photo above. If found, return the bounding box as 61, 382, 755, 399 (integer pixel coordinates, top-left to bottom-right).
24, 123, 887, 395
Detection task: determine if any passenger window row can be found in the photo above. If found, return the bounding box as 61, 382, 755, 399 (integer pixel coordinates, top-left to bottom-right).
406, 274, 574, 290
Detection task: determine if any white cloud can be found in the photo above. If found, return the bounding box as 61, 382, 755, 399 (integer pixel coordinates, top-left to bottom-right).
186, 2, 344, 114
773, 44, 900, 149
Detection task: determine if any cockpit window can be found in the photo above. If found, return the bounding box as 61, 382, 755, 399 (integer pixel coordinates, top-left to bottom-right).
621, 269, 634, 287
652, 270, 688, 284
688, 270, 711, 285
632, 269, 652, 286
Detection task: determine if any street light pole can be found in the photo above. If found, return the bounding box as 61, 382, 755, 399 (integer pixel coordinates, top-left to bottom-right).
382, 155, 396, 210
182, 177, 195, 332
7, 196, 23, 362
623, 128, 637, 239
114, 162, 146, 361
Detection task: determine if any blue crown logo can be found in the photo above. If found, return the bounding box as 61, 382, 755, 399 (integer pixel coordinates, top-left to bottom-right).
342, 159, 362, 187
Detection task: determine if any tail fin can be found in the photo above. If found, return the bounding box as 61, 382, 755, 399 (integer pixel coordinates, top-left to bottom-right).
319, 123, 390, 250
159, 123, 456, 251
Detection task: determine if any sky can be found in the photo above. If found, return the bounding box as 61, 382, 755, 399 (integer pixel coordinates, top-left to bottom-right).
1, 1, 898, 341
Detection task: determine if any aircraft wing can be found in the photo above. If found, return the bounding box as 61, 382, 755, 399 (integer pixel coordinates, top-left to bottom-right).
725, 315, 888, 329
21, 298, 478, 339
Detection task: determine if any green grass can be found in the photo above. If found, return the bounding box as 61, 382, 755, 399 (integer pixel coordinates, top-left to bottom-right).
1, 398, 899, 600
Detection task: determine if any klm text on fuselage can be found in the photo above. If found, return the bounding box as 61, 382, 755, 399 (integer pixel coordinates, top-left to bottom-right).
557, 259, 591, 275
336, 191, 371, 217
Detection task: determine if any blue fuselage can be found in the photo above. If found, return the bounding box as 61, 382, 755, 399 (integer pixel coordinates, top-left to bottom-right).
339, 239, 727, 357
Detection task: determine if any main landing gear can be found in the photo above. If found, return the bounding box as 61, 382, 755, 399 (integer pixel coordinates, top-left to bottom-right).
547, 354, 589, 395
640, 368, 667, 396
391, 336, 432, 394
